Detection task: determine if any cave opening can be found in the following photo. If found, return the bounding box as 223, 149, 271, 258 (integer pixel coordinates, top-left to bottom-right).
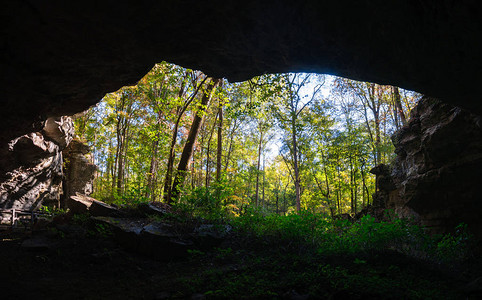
70, 62, 421, 219
2, 1, 482, 298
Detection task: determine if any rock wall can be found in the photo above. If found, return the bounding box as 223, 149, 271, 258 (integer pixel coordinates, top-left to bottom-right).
0, 117, 74, 210
376, 97, 482, 236
62, 139, 97, 207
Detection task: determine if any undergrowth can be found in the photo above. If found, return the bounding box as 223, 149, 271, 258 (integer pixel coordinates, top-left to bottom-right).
228, 208, 474, 265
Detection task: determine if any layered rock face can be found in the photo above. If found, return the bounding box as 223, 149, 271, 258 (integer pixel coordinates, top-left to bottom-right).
62, 139, 97, 206
380, 98, 482, 236
0, 117, 74, 210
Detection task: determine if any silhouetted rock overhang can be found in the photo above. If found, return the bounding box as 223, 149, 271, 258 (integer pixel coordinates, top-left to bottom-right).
2, 0, 482, 142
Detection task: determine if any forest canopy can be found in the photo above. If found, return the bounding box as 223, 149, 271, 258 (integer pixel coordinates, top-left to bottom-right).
74, 62, 420, 217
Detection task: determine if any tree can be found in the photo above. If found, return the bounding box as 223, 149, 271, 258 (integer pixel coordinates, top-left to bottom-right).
170, 78, 222, 203
273, 73, 325, 212
75, 61, 420, 217
163, 72, 208, 201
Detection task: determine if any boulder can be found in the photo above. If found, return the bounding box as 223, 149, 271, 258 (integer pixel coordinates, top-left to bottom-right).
193, 224, 232, 249
68, 193, 119, 217
21, 237, 51, 251
138, 202, 170, 217
92, 217, 195, 259
92, 217, 144, 251
91, 217, 234, 260
139, 222, 194, 259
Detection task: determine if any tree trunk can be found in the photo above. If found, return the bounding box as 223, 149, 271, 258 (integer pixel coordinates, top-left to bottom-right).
163, 119, 181, 201
163, 76, 207, 202
205, 113, 218, 188
319, 147, 332, 211
336, 163, 342, 214
392, 86, 407, 126
353, 157, 358, 214
146, 137, 159, 200
262, 155, 266, 208
224, 118, 239, 174
170, 78, 221, 203
216, 104, 223, 183
255, 130, 264, 207
292, 120, 301, 212
350, 154, 354, 213
369, 84, 381, 166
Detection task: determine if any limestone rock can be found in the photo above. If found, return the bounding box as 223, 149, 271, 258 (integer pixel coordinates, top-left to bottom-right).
92, 217, 195, 259
379, 97, 482, 236
42, 117, 74, 149
21, 237, 51, 251
92, 217, 144, 251
91, 216, 234, 260
139, 222, 194, 259
0, 117, 74, 211
62, 139, 97, 204
138, 202, 170, 217
68, 193, 119, 217
193, 224, 232, 249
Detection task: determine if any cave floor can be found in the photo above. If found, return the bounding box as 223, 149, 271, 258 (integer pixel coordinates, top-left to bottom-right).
0, 225, 478, 299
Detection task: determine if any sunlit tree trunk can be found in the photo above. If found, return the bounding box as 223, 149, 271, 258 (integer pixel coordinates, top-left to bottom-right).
224, 118, 238, 174
163, 75, 206, 202
114, 94, 132, 196
216, 104, 223, 183
215, 103, 224, 205
170, 78, 221, 203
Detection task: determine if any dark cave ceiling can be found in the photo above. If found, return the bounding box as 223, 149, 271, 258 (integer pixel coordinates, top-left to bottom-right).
2, 0, 482, 142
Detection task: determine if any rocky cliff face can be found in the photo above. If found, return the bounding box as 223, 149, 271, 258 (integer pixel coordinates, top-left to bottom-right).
376, 97, 482, 236
0, 117, 97, 213
0, 117, 74, 211
62, 139, 97, 206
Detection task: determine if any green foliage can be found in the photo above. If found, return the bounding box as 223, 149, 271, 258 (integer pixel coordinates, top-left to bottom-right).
79, 61, 420, 219
87, 223, 114, 238
117, 186, 150, 206
434, 223, 473, 263
176, 179, 235, 220
71, 213, 91, 225
39, 205, 66, 216
322, 215, 412, 254
229, 209, 473, 264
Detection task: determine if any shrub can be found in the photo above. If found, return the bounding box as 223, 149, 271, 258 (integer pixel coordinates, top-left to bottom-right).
228, 208, 474, 263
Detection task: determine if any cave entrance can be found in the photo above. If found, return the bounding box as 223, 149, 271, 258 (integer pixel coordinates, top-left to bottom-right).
72, 62, 420, 217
